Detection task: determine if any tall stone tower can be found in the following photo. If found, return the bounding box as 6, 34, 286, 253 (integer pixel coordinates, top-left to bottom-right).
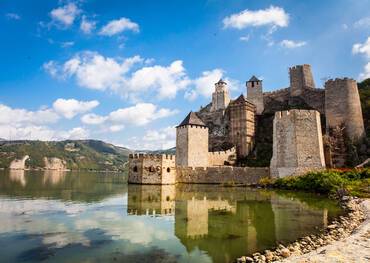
246, 75, 264, 115
270, 110, 325, 178
176, 112, 209, 167
229, 95, 256, 158
325, 78, 365, 141
210, 79, 230, 111
289, 64, 316, 97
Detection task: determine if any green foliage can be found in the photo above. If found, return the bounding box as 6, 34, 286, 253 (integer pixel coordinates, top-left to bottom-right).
0, 140, 131, 171
272, 169, 370, 197
358, 78, 370, 137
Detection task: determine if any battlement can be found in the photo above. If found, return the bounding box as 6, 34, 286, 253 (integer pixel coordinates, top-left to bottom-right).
176, 124, 208, 130
274, 109, 320, 119
289, 64, 312, 71
208, 147, 236, 156
128, 153, 176, 160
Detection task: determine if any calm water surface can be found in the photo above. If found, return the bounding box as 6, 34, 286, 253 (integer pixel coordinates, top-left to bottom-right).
0, 170, 343, 263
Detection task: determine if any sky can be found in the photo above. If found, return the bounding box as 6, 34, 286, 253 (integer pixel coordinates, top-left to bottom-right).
1, 0, 370, 150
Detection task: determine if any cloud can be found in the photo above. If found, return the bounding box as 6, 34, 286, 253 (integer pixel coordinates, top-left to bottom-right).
6, 13, 21, 20
53, 98, 99, 119
239, 35, 250, 42
99, 17, 139, 36
81, 113, 107, 125
50, 3, 81, 27
127, 126, 176, 150
61, 41, 74, 48
80, 15, 96, 34
352, 37, 370, 58
108, 103, 178, 126
58, 127, 89, 140
223, 6, 289, 30
354, 17, 370, 28
359, 62, 370, 80
280, 39, 307, 48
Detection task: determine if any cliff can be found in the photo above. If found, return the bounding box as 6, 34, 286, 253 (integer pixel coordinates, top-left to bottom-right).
0, 140, 131, 171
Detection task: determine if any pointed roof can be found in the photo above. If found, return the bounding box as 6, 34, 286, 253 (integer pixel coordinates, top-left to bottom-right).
234, 94, 246, 103
215, 78, 227, 85
248, 75, 261, 82
177, 112, 206, 127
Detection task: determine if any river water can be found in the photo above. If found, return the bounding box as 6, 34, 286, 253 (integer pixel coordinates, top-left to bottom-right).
0, 170, 343, 263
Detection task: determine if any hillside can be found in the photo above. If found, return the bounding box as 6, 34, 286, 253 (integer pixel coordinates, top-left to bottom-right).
358, 78, 370, 136
0, 140, 132, 171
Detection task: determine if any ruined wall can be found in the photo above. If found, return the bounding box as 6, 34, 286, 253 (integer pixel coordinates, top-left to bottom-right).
9, 155, 29, 170
43, 157, 67, 171
208, 147, 236, 166
176, 166, 270, 185
247, 80, 264, 115
229, 97, 256, 158
325, 78, 365, 140
176, 125, 209, 167
289, 64, 315, 97
270, 110, 325, 178
128, 154, 176, 184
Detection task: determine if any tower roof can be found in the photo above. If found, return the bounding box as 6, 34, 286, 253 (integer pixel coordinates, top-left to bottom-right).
177, 112, 206, 127
234, 94, 246, 103
248, 75, 261, 82
215, 78, 227, 85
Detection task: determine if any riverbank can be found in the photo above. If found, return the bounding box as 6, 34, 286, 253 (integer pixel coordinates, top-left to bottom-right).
237, 197, 367, 263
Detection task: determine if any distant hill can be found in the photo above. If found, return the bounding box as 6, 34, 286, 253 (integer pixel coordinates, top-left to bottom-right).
0, 140, 132, 171
145, 147, 176, 155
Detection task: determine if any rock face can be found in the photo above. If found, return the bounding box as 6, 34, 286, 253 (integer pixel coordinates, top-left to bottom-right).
43, 157, 67, 171
9, 155, 29, 170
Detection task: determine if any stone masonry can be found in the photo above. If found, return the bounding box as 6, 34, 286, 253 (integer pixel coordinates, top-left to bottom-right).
247, 76, 264, 115
289, 64, 316, 97
325, 78, 365, 141
270, 110, 326, 178
210, 79, 230, 112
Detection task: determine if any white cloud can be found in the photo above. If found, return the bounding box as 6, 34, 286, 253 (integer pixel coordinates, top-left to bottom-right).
61, 41, 74, 48
53, 98, 99, 119
354, 17, 370, 28
43, 61, 59, 78
99, 17, 139, 36
352, 37, 370, 58
50, 3, 81, 27
6, 13, 21, 20
108, 125, 124, 132
359, 62, 370, 80
280, 39, 307, 48
81, 113, 107, 125
239, 35, 250, 42
125, 60, 190, 99
127, 126, 176, 150
80, 15, 96, 34
223, 6, 289, 30
59, 127, 89, 140
108, 103, 178, 126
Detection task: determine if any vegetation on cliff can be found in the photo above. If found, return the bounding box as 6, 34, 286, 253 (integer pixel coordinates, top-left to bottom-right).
358, 78, 370, 136
262, 169, 370, 197
0, 140, 131, 171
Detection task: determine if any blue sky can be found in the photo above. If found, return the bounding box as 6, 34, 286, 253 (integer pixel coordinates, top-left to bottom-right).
1, 0, 370, 150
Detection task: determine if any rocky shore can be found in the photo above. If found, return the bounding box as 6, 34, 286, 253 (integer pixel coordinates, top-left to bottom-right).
236, 197, 368, 263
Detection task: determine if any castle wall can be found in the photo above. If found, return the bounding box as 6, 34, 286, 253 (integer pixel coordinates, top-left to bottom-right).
176, 125, 209, 167
43, 157, 67, 171
289, 64, 315, 97
270, 110, 325, 178
325, 78, 365, 140
128, 154, 176, 184
176, 166, 270, 185
208, 147, 236, 166
229, 98, 256, 158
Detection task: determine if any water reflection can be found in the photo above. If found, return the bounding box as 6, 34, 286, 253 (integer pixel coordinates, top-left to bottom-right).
0, 171, 342, 263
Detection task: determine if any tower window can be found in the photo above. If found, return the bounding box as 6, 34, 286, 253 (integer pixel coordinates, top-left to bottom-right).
251, 82, 255, 87
133, 166, 138, 172
167, 167, 171, 173
149, 166, 155, 172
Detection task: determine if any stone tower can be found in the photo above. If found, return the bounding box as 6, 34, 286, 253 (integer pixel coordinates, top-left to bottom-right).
176, 112, 209, 167
229, 95, 256, 158
210, 79, 230, 112
325, 78, 365, 141
270, 110, 325, 178
289, 64, 316, 97
246, 75, 264, 115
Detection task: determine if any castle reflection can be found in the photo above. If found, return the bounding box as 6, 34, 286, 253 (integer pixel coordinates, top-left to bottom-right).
127, 184, 336, 262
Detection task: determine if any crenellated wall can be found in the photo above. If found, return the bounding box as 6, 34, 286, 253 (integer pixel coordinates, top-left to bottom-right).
176, 166, 270, 185
208, 147, 236, 166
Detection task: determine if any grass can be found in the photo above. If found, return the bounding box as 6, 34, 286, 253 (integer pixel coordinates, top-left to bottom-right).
260, 168, 370, 198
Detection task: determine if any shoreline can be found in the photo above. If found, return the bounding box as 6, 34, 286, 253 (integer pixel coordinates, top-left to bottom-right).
237, 197, 368, 263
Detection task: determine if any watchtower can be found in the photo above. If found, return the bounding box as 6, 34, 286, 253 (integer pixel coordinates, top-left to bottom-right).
210, 79, 230, 112
246, 75, 264, 115
176, 112, 209, 167
289, 64, 315, 97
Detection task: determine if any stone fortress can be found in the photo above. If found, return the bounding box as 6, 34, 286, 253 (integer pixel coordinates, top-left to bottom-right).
128, 64, 365, 184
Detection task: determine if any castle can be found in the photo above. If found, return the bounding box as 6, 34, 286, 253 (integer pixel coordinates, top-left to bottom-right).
128, 64, 365, 184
